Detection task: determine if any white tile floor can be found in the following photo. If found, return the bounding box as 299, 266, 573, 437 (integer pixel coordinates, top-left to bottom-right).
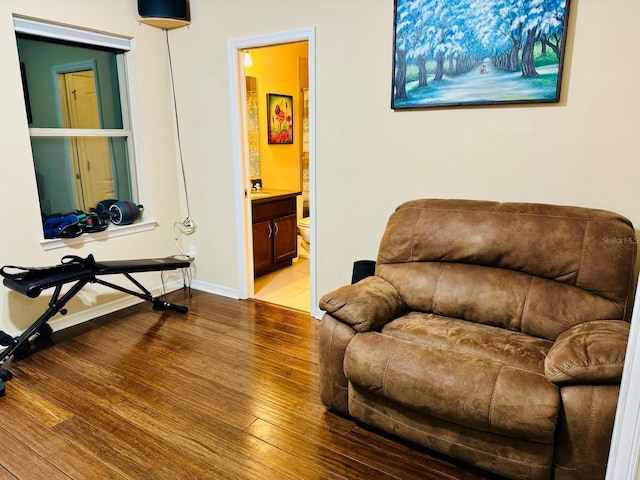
253, 257, 310, 312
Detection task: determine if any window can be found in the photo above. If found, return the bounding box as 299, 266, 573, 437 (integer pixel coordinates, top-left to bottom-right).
14, 18, 137, 218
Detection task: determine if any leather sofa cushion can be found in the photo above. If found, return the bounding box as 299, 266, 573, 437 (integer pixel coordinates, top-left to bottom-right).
377, 262, 625, 341
344, 327, 560, 443
382, 312, 553, 373
376, 200, 635, 340
377, 199, 635, 305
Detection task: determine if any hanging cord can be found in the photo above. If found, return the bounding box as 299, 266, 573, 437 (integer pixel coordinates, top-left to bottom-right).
166, 29, 196, 235
173, 221, 188, 255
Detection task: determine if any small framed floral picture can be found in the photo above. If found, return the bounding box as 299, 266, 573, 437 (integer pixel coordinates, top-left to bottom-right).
267, 93, 293, 144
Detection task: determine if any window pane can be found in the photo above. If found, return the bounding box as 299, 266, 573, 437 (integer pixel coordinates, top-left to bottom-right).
17, 34, 123, 130
15, 23, 138, 225
31, 136, 133, 215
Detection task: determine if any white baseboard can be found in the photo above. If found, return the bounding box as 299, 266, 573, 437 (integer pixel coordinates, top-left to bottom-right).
190, 280, 240, 299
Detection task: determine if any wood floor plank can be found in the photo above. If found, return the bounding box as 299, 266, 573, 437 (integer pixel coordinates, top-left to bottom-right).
0, 466, 18, 480
0, 401, 68, 457
55, 404, 229, 479
4, 380, 72, 428
0, 424, 69, 480
42, 346, 126, 385
17, 353, 125, 409
66, 318, 324, 422
109, 398, 291, 480
238, 400, 434, 480
14, 369, 233, 480
52, 415, 164, 479
60, 337, 260, 430
0, 289, 501, 480
246, 418, 404, 480
45, 443, 127, 480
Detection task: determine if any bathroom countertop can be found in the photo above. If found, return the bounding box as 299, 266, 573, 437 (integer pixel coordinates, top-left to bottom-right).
250, 189, 301, 204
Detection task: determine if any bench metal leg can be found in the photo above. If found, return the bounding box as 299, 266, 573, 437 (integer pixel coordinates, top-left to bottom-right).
0, 278, 89, 366
94, 274, 189, 314
0, 264, 189, 395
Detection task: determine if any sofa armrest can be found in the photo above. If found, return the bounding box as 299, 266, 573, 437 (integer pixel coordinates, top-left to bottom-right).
545, 320, 629, 385
319, 276, 406, 332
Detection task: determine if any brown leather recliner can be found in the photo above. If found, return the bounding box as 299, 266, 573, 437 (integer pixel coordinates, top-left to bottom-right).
319, 199, 637, 480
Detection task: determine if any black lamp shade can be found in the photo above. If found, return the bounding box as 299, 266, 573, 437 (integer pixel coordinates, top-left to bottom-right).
138, 0, 189, 20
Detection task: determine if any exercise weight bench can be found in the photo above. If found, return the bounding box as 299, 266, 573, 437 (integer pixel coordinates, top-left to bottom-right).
0, 254, 190, 396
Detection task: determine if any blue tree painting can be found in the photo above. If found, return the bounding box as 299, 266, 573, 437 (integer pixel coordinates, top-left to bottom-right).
392, 0, 570, 109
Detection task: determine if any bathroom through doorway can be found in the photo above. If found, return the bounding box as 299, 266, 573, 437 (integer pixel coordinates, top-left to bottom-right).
227, 28, 318, 318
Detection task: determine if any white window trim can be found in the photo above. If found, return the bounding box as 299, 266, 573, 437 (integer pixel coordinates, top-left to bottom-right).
13, 17, 131, 51
40, 220, 157, 251
15, 16, 151, 249
29, 128, 132, 137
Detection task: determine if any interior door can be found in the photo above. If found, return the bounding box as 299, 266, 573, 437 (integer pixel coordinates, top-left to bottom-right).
61, 70, 115, 210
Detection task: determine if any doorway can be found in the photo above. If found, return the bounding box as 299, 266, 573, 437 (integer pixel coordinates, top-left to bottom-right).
246, 43, 309, 312
227, 28, 318, 318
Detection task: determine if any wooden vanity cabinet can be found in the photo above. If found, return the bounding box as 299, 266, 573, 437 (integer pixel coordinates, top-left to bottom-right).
252, 195, 298, 277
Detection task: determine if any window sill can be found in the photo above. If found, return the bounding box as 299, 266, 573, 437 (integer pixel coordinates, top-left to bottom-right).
40, 220, 157, 251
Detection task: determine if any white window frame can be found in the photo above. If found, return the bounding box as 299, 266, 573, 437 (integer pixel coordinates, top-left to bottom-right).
14, 17, 154, 250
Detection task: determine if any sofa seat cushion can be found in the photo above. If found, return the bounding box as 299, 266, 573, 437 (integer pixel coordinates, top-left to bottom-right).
382, 313, 554, 373
344, 328, 560, 443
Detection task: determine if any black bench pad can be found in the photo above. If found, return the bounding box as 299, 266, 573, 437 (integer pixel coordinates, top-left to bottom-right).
93, 258, 190, 275
3, 257, 190, 299
3, 265, 92, 298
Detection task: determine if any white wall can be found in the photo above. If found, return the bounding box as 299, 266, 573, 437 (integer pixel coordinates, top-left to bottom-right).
0, 0, 637, 325
166, 0, 640, 299
1, 0, 638, 329
0, 1, 184, 332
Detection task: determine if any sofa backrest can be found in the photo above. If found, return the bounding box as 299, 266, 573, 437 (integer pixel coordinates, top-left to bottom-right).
376, 199, 637, 341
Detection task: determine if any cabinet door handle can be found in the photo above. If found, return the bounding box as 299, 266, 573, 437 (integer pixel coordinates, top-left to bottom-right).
267, 224, 272, 237
274, 223, 279, 236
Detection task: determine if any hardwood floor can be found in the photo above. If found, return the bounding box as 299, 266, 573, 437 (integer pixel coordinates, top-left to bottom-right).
0, 289, 501, 480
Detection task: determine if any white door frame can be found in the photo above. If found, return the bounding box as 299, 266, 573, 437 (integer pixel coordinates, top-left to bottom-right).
607, 279, 640, 479
227, 27, 320, 318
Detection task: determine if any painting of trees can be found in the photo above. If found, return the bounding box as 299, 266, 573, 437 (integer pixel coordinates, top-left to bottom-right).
392, 0, 570, 109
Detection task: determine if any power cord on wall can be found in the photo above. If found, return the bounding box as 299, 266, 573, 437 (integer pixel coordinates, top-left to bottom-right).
160, 257, 195, 299
165, 28, 197, 246
173, 220, 195, 256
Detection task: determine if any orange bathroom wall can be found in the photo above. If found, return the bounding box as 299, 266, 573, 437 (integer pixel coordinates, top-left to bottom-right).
245, 42, 308, 192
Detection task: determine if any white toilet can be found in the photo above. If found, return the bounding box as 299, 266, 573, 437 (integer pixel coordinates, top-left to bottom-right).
297, 217, 311, 258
